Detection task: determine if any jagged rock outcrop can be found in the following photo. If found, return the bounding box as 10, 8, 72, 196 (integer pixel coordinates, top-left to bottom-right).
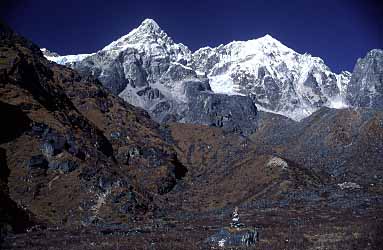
179, 82, 258, 133
346, 49, 383, 108
40, 48, 60, 57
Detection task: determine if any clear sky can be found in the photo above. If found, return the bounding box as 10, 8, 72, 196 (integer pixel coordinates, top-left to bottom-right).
2, 0, 382, 72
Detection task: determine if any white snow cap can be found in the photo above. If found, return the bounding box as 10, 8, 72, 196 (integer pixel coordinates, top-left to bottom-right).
191, 31, 351, 120
41, 18, 352, 121
102, 18, 165, 52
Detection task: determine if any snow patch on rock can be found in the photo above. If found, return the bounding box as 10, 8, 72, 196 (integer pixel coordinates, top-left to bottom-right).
337, 182, 361, 190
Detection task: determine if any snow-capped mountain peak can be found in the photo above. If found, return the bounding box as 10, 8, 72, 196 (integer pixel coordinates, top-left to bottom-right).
189, 33, 351, 120
250, 34, 293, 52
102, 18, 163, 51
100, 18, 191, 63
226, 34, 295, 58
41, 18, 358, 121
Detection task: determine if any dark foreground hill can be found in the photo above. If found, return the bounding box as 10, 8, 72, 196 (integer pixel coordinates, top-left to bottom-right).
0, 23, 382, 250
0, 22, 187, 237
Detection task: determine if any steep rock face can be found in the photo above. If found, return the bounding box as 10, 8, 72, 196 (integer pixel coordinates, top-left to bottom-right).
346, 49, 383, 108
66, 19, 258, 135
190, 35, 351, 120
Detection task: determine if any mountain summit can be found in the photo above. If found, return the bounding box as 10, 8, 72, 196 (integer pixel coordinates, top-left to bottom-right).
42, 19, 382, 121
190, 33, 352, 119
57, 19, 258, 135
101, 18, 190, 61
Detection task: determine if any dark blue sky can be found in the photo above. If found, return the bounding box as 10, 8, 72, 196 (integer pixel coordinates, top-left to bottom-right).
2, 0, 382, 72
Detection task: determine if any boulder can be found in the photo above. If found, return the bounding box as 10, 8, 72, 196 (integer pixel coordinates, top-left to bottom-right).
116, 146, 142, 165
27, 155, 48, 170
206, 227, 259, 248
40, 142, 54, 159
48, 160, 79, 173
110, 131, 121, 140
42, 130, 66, 155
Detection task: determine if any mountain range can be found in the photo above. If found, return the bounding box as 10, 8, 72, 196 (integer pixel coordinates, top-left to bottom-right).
1, 19, 383, 249
42, 19, 383, 124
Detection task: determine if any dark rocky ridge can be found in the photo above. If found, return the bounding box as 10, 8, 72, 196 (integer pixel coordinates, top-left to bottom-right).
0, 22, 187, 236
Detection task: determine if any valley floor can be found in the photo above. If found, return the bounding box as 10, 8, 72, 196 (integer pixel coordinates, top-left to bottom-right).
3, 205, 383, 250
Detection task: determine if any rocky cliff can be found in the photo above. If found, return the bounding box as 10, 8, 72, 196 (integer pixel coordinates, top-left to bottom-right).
346, 49, 383, 108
